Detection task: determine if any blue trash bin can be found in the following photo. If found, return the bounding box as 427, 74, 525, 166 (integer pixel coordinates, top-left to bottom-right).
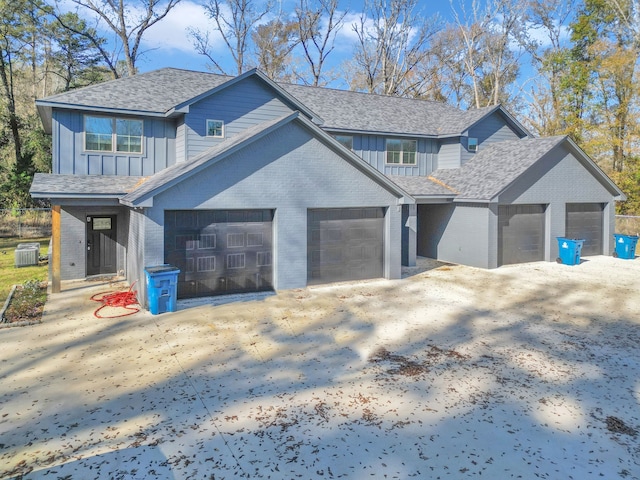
613, 234, 639, 260
556, 237, 585, 266
145, 265, 180, 315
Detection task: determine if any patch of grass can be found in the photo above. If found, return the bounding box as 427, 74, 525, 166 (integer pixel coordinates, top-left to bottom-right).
0, 237, 49, 305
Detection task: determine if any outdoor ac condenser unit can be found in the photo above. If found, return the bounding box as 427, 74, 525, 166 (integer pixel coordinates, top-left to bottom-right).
14, 243, 40, 268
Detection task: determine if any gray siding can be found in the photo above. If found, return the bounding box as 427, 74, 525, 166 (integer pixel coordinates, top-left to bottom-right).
52, 110, 176, 176
463, 112, 523, 165
176, 117, 186, 163
437, 138, 461, 169
185, 77, 293, 159
143, 121, 402, 291
418, 203, 491, 268
127, 209, 146, 306
59, 205, 128, 280
354, 135, 436, 176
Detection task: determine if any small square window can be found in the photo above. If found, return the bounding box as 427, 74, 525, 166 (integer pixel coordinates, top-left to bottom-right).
468, 137, 478, 153
207, 119, 224, 137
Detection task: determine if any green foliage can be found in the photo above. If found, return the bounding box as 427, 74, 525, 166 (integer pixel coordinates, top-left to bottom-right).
0, 237, 49, 305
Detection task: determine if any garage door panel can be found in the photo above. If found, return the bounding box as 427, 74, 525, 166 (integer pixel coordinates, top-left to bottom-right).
499, 205, 545, 266
566, 203, 603, 256
308, 208, 384, 285
165, 210, 273, 298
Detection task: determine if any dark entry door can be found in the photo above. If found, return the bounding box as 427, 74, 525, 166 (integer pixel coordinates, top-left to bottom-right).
87, 215, 117, 276
566, 203, 603, 256
498, 205, 546, 266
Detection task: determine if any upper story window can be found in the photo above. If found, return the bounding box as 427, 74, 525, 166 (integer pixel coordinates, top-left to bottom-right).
85, 115, 143, 154
386, 138, 417, 165
468, 137, 478, 153
334, 135, 353, 150
207, 119, 224, 138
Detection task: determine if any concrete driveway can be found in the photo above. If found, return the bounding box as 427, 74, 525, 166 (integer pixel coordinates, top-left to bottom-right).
1, 256, 640, 479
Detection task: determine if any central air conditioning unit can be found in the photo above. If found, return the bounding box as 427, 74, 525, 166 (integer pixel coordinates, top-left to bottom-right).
14, 243, 40, 268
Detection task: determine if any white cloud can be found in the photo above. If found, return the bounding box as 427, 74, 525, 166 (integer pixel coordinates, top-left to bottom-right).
140, 1, 215, 53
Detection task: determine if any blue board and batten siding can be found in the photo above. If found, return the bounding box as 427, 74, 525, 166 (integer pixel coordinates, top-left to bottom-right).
355, 135, 437, 176
52, 110, 176, 176
184, 77, 294, 159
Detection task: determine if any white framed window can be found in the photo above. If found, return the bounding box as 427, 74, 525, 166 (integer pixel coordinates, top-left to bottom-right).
468, 137, 478, 153
386, 138, 417, 165
84, 116, 142, 153
334, 135, 353, 150
84, 115, 143, 154
206, 119, 224, 138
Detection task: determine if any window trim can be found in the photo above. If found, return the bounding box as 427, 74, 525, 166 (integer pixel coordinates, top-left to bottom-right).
84, 115, 144, 154
468, 137, 479, 153
385, 138, 417, 165
206, 119, 225, 138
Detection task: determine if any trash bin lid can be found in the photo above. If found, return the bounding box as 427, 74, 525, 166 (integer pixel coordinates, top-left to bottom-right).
145, 265, 180, 274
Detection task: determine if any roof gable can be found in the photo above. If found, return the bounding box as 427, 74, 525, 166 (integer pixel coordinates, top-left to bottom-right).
121, 111, 412, 207
430, 136, 624, 202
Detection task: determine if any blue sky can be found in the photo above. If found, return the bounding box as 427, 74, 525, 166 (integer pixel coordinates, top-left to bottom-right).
70, 0, 459, 79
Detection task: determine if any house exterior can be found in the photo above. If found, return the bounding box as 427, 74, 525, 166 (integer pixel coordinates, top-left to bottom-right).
30, 68, 625, 307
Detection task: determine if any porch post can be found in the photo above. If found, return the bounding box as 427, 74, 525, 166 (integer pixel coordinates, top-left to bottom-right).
51, 205, 61, 293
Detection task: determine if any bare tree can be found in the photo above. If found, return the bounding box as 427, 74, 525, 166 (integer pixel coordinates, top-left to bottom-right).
348, 0, 439, 96
252, 18, 299, 80
190, 0, 272, 75
295, 0, 347, 86
449, 0, 526, 109
55, 0, 182, 77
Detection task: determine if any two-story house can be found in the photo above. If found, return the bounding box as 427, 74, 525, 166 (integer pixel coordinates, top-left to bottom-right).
30, 68, 625, 306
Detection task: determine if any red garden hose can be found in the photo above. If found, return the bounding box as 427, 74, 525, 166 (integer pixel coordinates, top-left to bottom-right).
90, 281, 140, 318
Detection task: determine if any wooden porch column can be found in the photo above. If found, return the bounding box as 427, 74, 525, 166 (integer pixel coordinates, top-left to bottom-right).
51, 205, 61, 293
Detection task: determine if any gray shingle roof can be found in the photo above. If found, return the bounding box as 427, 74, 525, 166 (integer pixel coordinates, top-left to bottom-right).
30, 173, 146, 198
37, 67, 510, 136
430, 136, 567, 201
279, 83, 498, 136
38, 68, 231, 115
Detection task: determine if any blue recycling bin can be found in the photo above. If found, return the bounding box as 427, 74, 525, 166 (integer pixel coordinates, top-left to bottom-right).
556, 237, 585, 266
145, 265, 180, 315
613, 234, 639, 260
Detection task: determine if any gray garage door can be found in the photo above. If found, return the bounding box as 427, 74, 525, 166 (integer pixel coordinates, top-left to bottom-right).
308, 208, 385, 285
498, 204, 546, 266
165, 210, 273, 298
566, 203, 604, 256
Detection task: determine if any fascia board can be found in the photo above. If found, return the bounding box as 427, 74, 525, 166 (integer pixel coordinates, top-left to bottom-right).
35, 100, 166, 118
